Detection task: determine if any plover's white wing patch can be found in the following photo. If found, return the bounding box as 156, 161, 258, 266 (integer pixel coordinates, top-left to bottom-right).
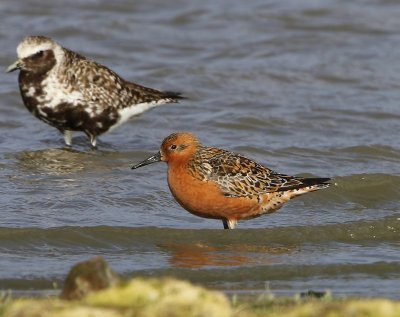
109, 100, 168, 132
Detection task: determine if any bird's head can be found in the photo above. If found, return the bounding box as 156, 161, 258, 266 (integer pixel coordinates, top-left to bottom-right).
131, 132, 201, 169
6, 35, 62, 74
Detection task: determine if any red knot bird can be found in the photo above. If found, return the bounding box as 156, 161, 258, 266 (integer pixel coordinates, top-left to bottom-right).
131, 132, 330, 229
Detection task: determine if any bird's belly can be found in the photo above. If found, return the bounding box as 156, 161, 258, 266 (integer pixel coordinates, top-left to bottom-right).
167, 169, 260, 221
20, 84, 119, 134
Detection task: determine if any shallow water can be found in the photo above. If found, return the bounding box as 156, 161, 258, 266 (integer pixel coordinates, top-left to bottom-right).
0, 0, 399, 298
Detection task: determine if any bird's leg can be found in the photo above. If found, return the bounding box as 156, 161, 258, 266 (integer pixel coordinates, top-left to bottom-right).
222, 219, 237, 229
90, 135, 97, 148
63, 130, 72, 146
84, 131, 97, 148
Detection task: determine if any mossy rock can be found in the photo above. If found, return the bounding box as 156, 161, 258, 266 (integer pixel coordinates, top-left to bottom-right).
85, 277, 232, 317
1, 277, 231, 317
61, 256, 120, 300
2, 277, 400, 317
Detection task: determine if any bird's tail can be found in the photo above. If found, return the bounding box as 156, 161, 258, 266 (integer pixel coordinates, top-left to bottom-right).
298, 177, 331, 190
162, 91, 186, 102
290, 178, 330, 200
276, 177, 330, 199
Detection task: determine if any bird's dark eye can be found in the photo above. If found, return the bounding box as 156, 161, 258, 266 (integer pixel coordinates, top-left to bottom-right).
34, 50, 44, 58
170, 144, 177, 150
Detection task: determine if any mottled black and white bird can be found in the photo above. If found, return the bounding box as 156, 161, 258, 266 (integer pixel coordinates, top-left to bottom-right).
6, 35, 184, 147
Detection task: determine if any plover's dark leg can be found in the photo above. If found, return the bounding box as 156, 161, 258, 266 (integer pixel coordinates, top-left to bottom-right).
222, 219, 237, 229
63, 130, 72, 146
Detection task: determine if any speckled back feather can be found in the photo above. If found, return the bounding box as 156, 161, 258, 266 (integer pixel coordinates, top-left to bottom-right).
188, 146, 330, 197
60, 49, 181, 111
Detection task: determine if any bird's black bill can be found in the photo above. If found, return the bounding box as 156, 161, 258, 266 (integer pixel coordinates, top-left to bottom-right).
6, 60, 22, 73
131, 152, 162, 169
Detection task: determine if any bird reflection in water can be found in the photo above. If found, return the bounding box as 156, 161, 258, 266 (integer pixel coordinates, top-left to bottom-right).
159, 242, 296, 269
14, 148, 92, 176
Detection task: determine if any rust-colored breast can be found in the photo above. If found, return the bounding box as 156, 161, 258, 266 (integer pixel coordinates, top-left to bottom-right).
167, 163, 261, 221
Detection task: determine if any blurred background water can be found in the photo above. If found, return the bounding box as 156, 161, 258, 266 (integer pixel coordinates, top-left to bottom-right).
0, 0, 399, 298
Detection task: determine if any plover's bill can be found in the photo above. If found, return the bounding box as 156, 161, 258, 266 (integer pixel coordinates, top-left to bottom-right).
6, 35, 184, 147
131, 132, 331, 229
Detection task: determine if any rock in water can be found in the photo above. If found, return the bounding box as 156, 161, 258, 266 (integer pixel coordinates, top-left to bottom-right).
61, 256, 120, 300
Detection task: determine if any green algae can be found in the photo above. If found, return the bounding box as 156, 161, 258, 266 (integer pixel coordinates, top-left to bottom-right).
1, 277, 231, 317
85, 277, 232, 317
1, 257, 399, 317
240, 298, 400, 317
2, 279, 400, 317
